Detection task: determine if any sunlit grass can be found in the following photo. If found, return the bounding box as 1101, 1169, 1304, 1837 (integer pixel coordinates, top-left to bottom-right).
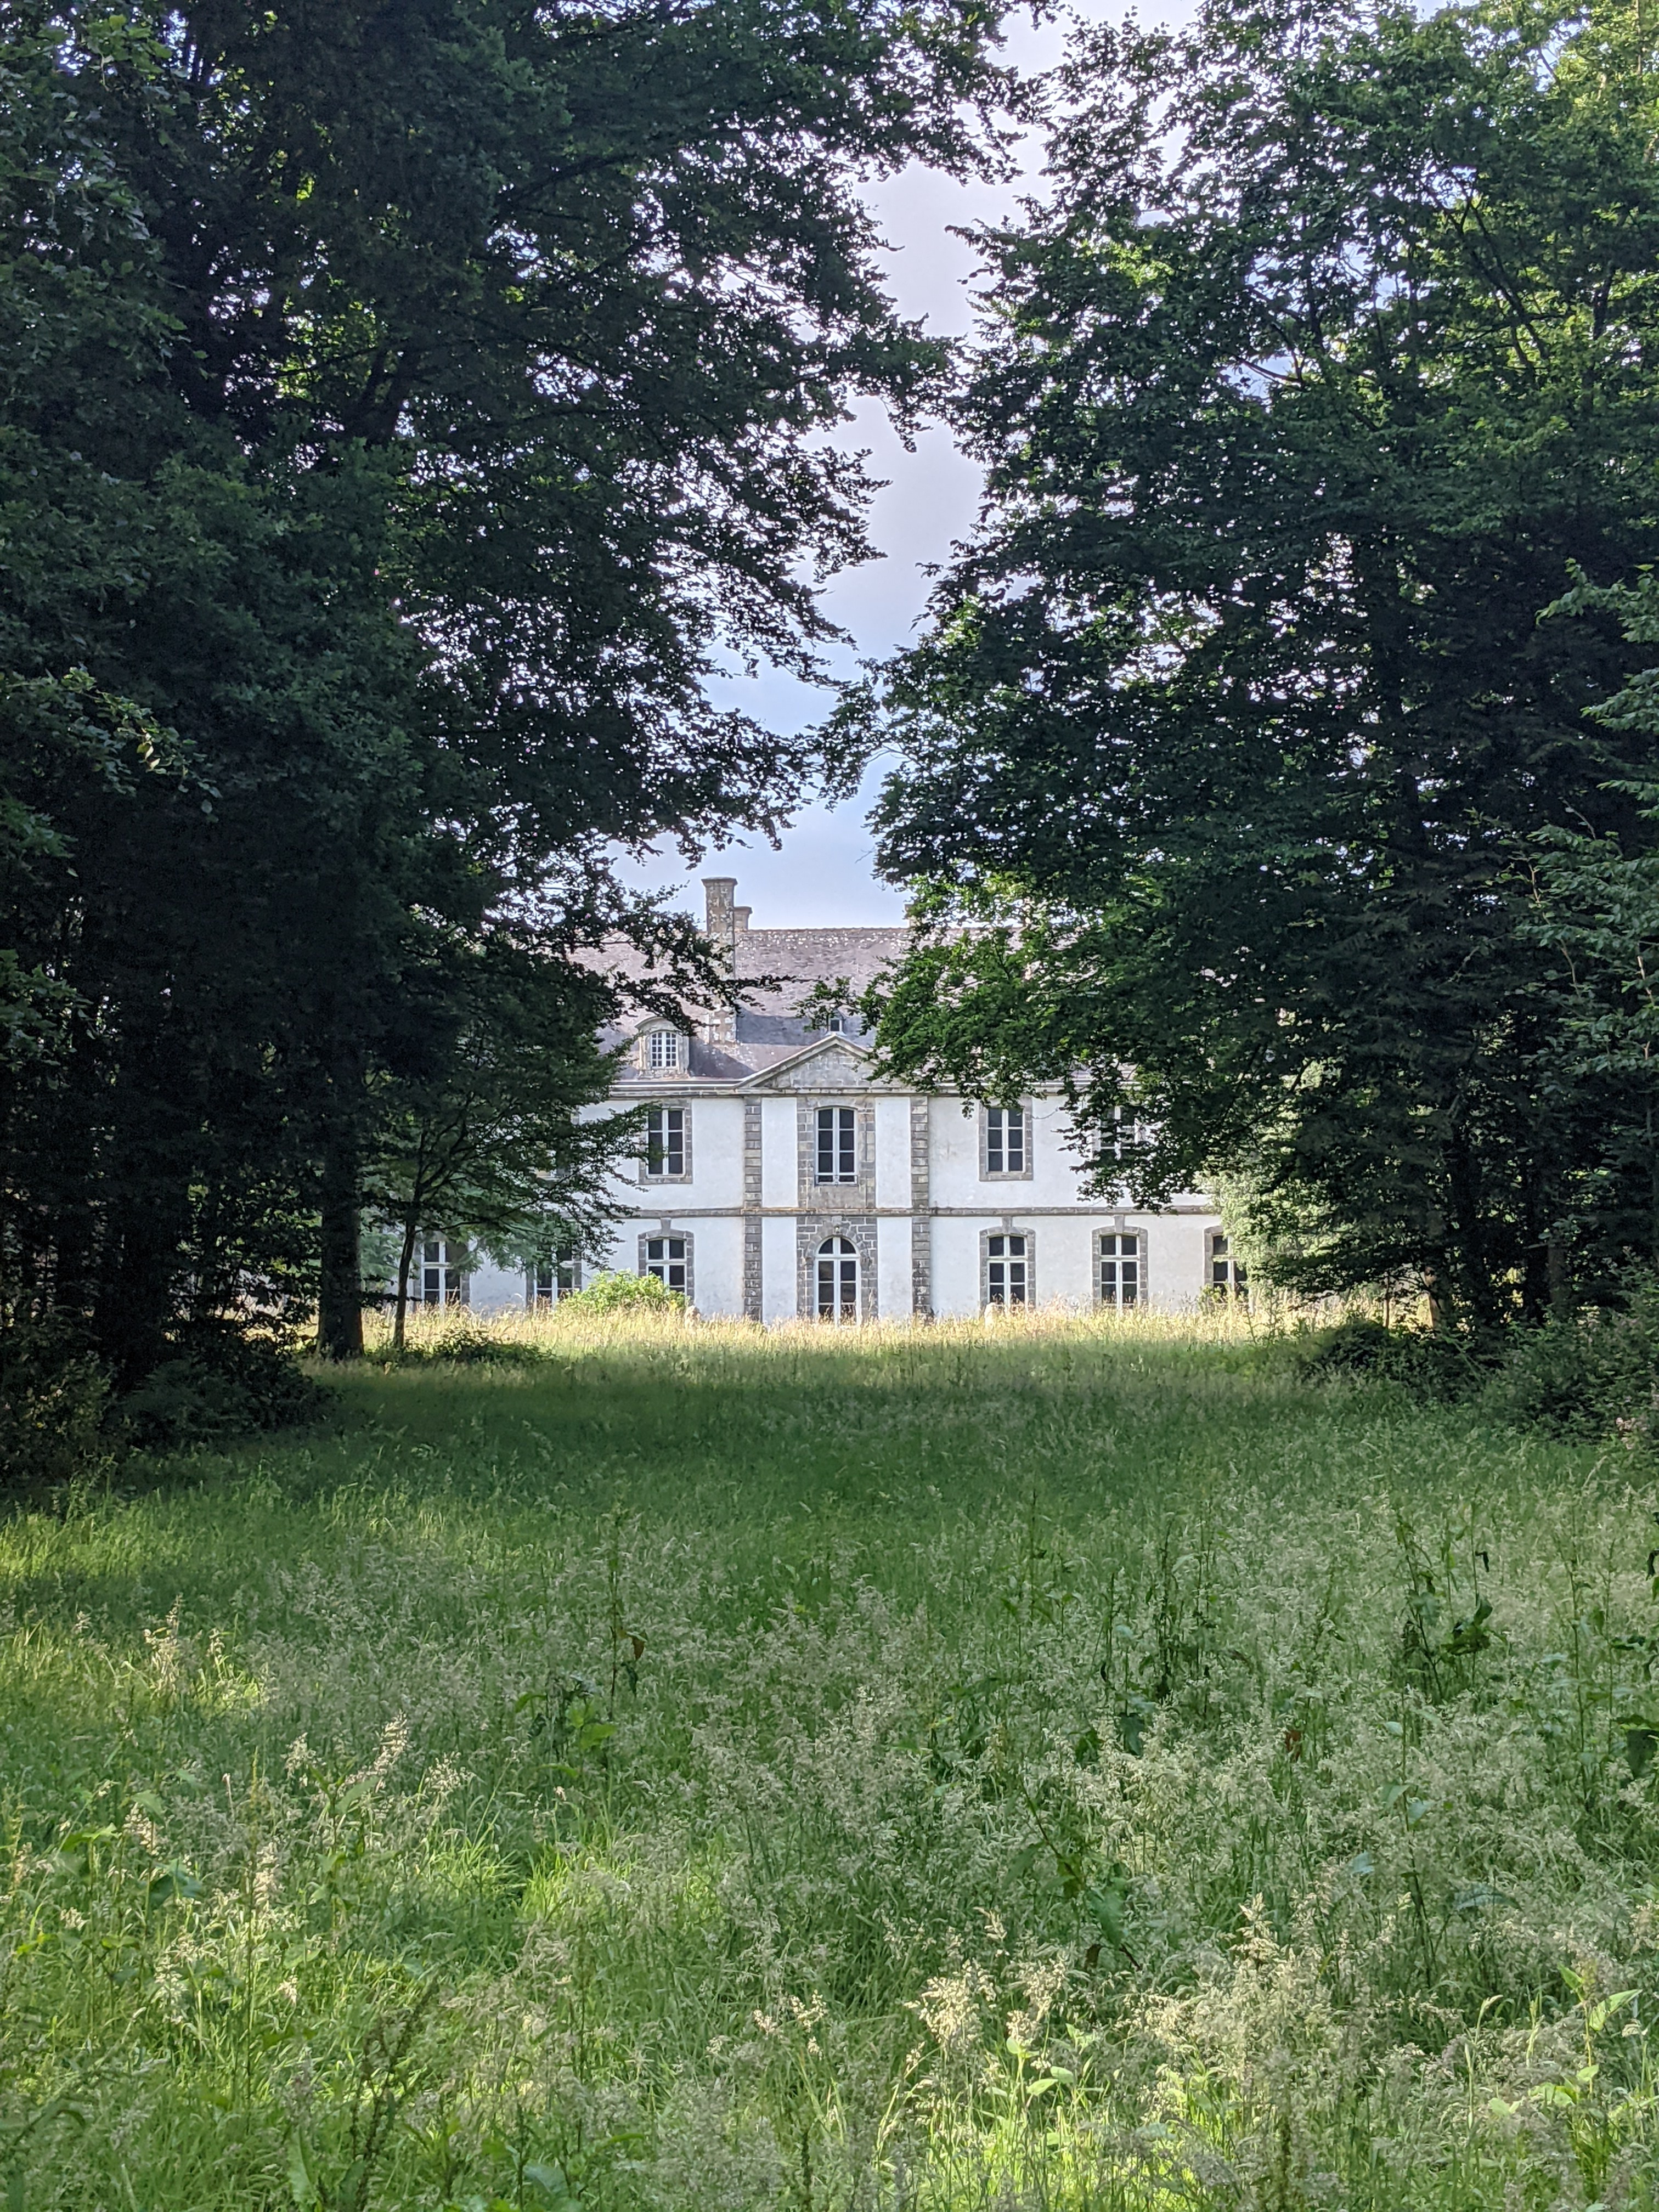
0, 1314, 1654, 2207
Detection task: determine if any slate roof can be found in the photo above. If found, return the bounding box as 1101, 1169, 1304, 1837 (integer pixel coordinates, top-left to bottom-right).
598, 890, 911, 1087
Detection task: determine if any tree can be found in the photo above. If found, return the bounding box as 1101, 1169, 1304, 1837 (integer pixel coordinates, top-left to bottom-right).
856, 0, 1659, 1323
0, 0, 1014, 1375
363, 938, 634, 1349
1516, 578, 1659, 1297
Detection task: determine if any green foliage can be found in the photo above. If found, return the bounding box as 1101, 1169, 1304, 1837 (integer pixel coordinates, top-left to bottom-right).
857, 0, 1659, 1324
1289, 1315, 1496, 1400
1488, 1282, 1659, 1444
363, 940, 636, 1348
554, 1269, 687, 1318
0, 1319, 112, 1489
385, 1315, 549, 1367
0, 0, 1013, 1378
117, 1328, 330, 1451
8, 1316, 1659, 2204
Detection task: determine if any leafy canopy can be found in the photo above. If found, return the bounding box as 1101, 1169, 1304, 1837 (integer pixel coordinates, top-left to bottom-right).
858, 0, 1659, 1321
0, 0, 1013, 1370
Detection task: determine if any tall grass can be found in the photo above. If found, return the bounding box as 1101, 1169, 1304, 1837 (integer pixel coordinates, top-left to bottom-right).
1, 1313, 1656, 2207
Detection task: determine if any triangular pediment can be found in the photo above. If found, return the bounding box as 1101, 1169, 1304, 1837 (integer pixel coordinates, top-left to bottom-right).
738, 1036, 898, 1093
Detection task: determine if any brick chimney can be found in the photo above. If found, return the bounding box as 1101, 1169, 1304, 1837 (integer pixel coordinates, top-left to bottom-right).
701, 877, 737, 1043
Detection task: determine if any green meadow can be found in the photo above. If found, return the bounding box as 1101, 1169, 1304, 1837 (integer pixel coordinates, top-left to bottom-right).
3, 1312, 1659, 2210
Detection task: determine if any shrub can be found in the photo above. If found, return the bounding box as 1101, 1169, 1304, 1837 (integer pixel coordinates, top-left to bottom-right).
1289, 1316, 1493, 1400
119, 1327, 330, 1452
555, 1270, 687, 1318
1288, 1315, 1395, 1378
392, 1318, 544, 1366
1488, 1284, 1659, 1443
0, 1319, 114, 1489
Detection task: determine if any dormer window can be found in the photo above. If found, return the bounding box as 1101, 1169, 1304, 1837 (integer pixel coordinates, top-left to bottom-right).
646, 1027, 682, 1072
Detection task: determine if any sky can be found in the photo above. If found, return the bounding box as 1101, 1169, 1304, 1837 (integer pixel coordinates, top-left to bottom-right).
614, 5, 1112, 929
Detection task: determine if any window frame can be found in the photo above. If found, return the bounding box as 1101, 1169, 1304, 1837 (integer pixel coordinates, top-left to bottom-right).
1206, 1229, 1247, 1300
1097, 1229, 1143, 1311
644, 1026, 684, 1073
814, 1234, 860, 1324
528, 1250, 580, 1307
642, 1101, 691, 1182
981, 1102, 1034, 1181
639, 1229, 693, 1300
981, 1228, 1034, 1310
815, 1103, 859, 1185
419, 1237, 470, 1307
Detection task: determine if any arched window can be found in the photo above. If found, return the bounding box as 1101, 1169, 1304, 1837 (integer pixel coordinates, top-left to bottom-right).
816, 1235, 859, 1322
646, 1027, 682, 1072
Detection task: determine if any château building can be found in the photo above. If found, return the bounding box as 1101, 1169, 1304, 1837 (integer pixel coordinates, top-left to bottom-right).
448, 878, 1235, 1319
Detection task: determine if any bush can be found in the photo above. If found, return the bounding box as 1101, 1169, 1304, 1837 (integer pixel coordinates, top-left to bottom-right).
1487, 1286, 1659, 1443
119, 1327, 330, 1452
392, 1318, 544, 1366
555, 1270, 687, 1318
1289, 1315, 1494, 1400
0, 1320, 114, 1489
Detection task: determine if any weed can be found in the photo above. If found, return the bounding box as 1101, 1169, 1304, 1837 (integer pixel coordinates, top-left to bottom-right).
0, 1311, 1656, 2205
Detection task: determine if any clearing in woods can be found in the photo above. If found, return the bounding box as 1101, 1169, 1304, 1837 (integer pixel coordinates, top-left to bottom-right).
2, 1311, 1657, 2210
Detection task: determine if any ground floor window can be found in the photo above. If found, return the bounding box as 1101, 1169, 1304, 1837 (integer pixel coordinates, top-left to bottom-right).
642, 1234, 690, 1295
986, 1232, 1030, 1307
816, 1234, 859, 1322
1208, 1231, 1247, 1299
1098, 1232, 1140, 1308
420, 1238, 468, 1305
528, 1251, 580, 1306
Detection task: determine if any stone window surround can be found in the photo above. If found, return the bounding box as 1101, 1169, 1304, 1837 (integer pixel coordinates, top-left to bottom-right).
798, 1096, 875, 1206
979, 1100, 1034, 1181
813, 1232, 861, 1322
639, 1025, 687, 1074
797, 1212, 877, 1321
639, 1224, 693, 1301
527, 1250, 583, 1306
1206, 1226, 1246, 1297
640, 1100, 693, 1184
979, 1221, 1035, 1309
1096, 1227, 1144, 1309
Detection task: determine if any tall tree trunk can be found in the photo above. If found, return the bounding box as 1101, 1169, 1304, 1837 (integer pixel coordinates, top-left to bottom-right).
317, 1122, 363, 1360
1443, 1119, 1497, 1328
97, 1190, 177, 1385
1546, 1236, 1572, 1321
393, 1214, 419, 1352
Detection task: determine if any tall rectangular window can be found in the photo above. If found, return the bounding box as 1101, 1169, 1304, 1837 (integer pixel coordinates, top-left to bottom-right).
1209, 1232, 1247, 1299
421, 1238, 467, 1305
816, 1105, 856, 1183
645, 1105, 685, 1177
529, 1251, 578, 1306
985, 1105, 1026, 1176
643, 1235, 689, 1292
647, 1028, 681, 1071
986, 1233, 1029, 1306
1098, 1232, 1139, 1309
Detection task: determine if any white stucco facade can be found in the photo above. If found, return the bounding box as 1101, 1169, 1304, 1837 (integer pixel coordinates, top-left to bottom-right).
443, 879, 1232, 1322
